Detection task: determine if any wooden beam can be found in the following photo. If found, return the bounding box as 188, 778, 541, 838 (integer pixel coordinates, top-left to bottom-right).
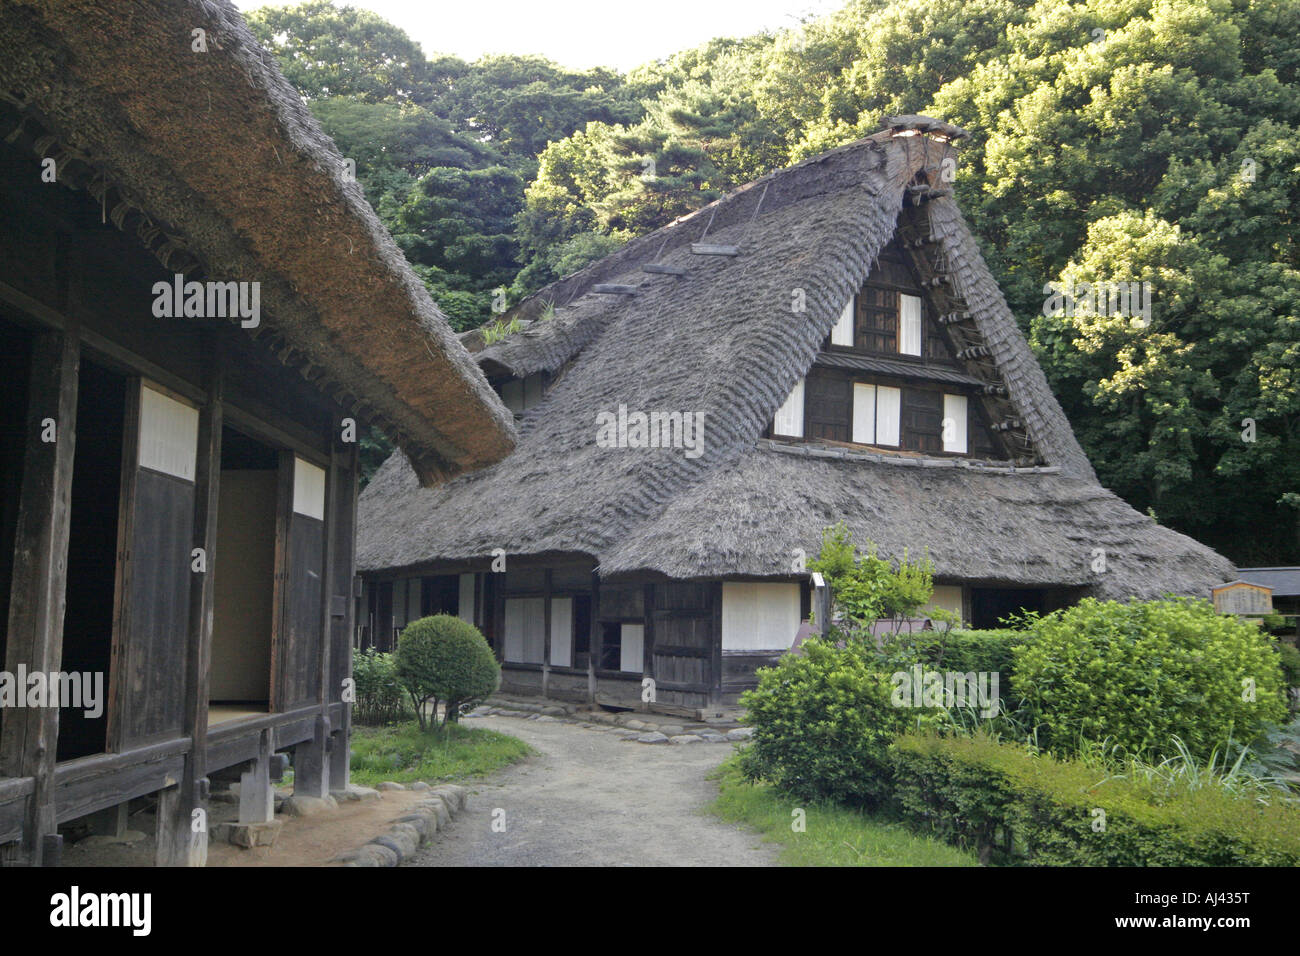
0, 327, 80, 865
157, 337, 222, 866
690, 243, 739, 257
641, 263, 688, 277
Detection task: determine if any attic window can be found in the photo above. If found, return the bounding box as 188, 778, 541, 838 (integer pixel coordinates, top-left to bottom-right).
497, 373, 546, 415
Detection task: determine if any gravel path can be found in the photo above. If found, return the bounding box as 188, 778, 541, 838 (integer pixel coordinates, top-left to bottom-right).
409, 716, 778, 867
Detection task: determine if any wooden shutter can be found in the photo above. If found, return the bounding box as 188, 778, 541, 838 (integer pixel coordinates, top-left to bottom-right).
275, 454, 325, 710
112, 383, 198, 748
620, 623, 644, 673
902, 388, 943, 453
856, 286, 897, 353
805, 374, 851, 442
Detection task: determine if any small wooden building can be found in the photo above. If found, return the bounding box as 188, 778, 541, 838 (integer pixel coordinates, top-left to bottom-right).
0, 1, 514, 865
356, 119, 1235, 715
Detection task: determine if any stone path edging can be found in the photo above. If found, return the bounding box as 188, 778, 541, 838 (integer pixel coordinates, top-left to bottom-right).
330, 782, 469, 867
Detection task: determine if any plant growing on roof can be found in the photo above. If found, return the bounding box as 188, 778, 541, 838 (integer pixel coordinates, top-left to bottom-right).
395, 614, 501, 731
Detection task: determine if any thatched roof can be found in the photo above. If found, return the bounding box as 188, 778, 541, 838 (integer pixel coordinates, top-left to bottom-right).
357, 121, 1233, 597
0, 0, 514, 482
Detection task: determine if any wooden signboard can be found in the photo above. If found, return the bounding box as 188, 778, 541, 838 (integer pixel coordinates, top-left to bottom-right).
1212, 581, 1273, 617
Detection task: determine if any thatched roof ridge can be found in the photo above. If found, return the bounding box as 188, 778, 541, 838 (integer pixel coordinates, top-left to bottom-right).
358, 121, 1233, 599
0, 0, 514, 482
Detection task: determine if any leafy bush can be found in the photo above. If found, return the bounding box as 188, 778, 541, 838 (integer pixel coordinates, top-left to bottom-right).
1011, 598, 1289, 760
808, 523, 936, 636
352, 648, 408, 726
395, 615, 500, 731
890, 734, 1300, 866
738, 639, 943, 807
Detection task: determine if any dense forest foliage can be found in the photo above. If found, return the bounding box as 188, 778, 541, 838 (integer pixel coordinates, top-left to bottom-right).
247, 0, 1300, 566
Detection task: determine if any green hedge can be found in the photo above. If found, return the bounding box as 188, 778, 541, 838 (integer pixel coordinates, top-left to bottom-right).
739, 639, 944, 807
1012, 598, 1289, 758
890, 734, 1300, 866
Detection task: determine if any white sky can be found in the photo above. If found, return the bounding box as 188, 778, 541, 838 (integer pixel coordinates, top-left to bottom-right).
233, 0, 844, 71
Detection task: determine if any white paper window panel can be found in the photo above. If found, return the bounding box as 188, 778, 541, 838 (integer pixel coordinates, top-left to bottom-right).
852, 382, 876, 444
458, 574, 476, 624
773, 377, 805, 437
722, 582, 802, 651
501, 379, 524, 414
504, 597, 546, 664
393, 579, 408, 627
927, 585, 964, 621
620, 623, 644, 673
876, 386, 901, 446
831, 296, 855, 346
138, 385, 199, 482
899, 294, 922, 356
523, 374, 545, 409
550, 597, 573, 667
943, 393, 969, 454
293, 456, 326, 520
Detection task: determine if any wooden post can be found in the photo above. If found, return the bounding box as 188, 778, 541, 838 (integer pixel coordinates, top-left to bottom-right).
293, 715, 331, 800
709, 581, 723, 710
541, 569, 552, 699
587, 573, 600, 707
239, 732, 274, 824
641, 583, 655, 712
0, 328, 79, 866
329, 443, 358, 795
157, 341, 222, 866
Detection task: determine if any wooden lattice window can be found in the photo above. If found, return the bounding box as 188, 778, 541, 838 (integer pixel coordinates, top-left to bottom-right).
856, 286, 898, 353
901, 388, 944, 453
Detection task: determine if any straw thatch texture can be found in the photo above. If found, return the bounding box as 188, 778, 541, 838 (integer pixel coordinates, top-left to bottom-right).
0, 0, 514, 482
358, 124, 1233, 598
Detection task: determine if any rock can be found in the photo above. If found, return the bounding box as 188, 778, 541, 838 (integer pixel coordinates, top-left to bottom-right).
636, 732, 669, 744
657, 724, 686, 737
431, 785, 468, 812
280, 794, 338, 817
386, 823, 422, 858
332, 784, 381, 803
227, 821, 283, 848
369, 833, 412, 862
347, 843, 399, 867
417, 797, 451, 828
670, 734, 704, 745
408, 781, 432, 792
395, 813, 435, 840
699, 733, 728, 743
614, 730, 641, 740
725, 728, 754, 741
376, 781, 406, 792
540, 706, 568, 717
624, 719, 648, 731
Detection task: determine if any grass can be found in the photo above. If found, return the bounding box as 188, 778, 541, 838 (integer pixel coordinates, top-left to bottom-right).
707, 756, 979, 867
349, 720, 532, 787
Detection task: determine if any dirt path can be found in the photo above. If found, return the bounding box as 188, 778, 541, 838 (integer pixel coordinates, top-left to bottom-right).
410, 716, 778, 867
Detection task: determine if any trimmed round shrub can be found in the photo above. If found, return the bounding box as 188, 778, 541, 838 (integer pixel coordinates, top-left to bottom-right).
395, 614, 500, 729
1011, 598, 1289, 759
739, 639, 944, 807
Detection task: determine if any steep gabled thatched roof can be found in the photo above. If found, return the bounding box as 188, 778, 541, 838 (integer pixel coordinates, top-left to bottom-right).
357, 121, 1233, 597
0, 0, 514, 482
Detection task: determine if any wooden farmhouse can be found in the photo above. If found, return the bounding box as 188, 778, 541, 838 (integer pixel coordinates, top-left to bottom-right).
357, 116, 1235, 717
0, 1, 514, 865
